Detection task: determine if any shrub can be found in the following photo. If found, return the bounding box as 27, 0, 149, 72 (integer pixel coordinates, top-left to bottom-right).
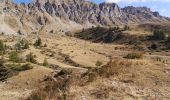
150, 43, 157, 50
104, 33, 114, 43
0, 40, 6, 54
27, 69, 72, 100
43, 58, 49, 67
5, 63, 33, 78
19, 63, 33, 71
95, 61, 103, 67
17, 30, 22, 35
26, 52, 37, 64
167, 36, 170, 48
9, 51, 21, 63
44, 43, 47, 47
124, 52, 144, 59
7, 63, 33, 72
168, 36, 170, 42
15, 39, 29, 51
0, 66, 9, 81
0, 59, 9, 81
34, 37, 42, 47
6, 63, 22, 71
123, 25, 130, 31
153, 29, 165, 40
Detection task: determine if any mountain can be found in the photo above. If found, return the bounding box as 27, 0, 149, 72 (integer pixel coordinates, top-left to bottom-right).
0, 0, 169, 35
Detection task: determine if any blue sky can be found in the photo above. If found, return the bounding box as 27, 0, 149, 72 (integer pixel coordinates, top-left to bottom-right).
14, 0, 170, 17
14, 0, 32, 4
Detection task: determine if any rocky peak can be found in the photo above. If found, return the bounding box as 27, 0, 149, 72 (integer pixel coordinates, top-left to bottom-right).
1, 0, 170, 27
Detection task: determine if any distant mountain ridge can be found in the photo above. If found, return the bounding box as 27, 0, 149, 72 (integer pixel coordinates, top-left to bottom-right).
0, 0, 170, 34
32, 0, 169, 25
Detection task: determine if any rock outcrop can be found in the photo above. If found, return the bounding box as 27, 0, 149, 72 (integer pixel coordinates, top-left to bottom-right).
0, 0, 169, 34
30, 0, 169, 25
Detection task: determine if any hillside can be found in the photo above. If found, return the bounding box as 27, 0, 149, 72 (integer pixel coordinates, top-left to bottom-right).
0, 0, 170, 35
0, 0, 169, 100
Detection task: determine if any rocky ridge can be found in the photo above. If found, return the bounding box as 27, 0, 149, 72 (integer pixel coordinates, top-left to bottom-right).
0, 0, 169, 34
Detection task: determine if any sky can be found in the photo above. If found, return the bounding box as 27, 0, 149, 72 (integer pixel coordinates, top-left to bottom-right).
14, 0, 170, 17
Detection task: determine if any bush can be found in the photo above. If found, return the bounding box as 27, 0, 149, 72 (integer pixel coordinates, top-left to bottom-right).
43, 58, 49, 67
0, 59, 9, 81
124, 52, 144, 59
0, 40, 6, 54
6, 63, 33, 71
167, 36, 170, 49
26, 52, 37, 64
44, 43, 47, 47
153, 29, 165, 40
95, 61, 103, 67
15, 39, 29, 51
0, 63, 33, 81
168, 36, 170, 42
150, 43, 157, 50
34, 37, 42, 47
104, 32, 114, 43
123, 25, 130, 31
17, 30, 22, 35
6, 63, 21, 70
19, 64, 33, 71
9, 51, 21, 63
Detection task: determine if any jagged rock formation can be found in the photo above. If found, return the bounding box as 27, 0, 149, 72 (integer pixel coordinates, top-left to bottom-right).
31, 0, 169, 25
0, 0, 169, 34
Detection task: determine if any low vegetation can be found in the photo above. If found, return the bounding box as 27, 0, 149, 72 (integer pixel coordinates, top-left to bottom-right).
167, 36, 170, 49
153, 29, 166, 40
26, 52, 37, 64
43, 58, 49, 67
9, 51, 21, 63
95, 60, 103, 67
34, 37, 42, 47
0, 59, 33, 81
124, 52, 144, 59
149, 43, 157, 50
15, 39, 29, 51
28, 69, 72, 100
0, 40, 6, 55
75, 26, 122, 43
6, 63, 33, 72
123, 25, 130, 31
0, 60, 9, 81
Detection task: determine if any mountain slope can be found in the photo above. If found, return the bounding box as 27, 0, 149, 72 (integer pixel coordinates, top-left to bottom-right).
0, 0, 170, 35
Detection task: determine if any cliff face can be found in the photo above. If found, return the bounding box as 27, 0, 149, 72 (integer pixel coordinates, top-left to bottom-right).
0, 0, 170, 34
30, 0, 169, 25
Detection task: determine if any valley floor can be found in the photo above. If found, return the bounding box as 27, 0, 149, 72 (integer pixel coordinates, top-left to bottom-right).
0, 34, 169, 100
